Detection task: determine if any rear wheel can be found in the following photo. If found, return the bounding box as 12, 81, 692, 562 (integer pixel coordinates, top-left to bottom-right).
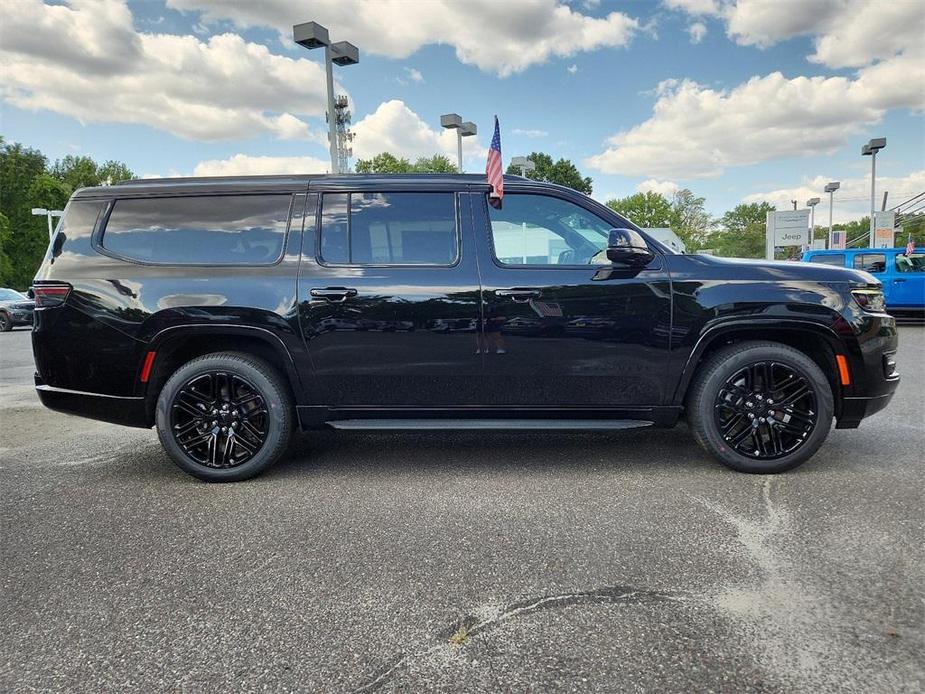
155, 352, 293, 481
688, 341, 833, 473
0, 312, 11, 332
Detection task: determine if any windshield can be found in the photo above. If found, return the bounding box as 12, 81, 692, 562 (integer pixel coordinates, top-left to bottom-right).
0, 289, 26, 301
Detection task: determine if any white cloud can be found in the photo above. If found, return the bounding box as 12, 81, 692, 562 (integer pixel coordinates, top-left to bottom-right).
0, 0, 337, 141
166, 0, 641, 76
405, 68, 424, 83
512, 128, 549, 138
567, 64, 579, 74
586, 55, 925, 179
637, 179, 680, 197
743, 170, 925, 224
351, 100, 486, 162
193, 154, 330, 176
688, 21, 707, 43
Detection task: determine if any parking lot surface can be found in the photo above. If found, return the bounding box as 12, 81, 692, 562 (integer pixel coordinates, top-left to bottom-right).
1, 326, 923, 693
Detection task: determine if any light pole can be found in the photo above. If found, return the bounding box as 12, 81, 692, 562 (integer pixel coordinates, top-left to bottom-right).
862, 137, 886, 247
31, 208, 64, 241
440, 114, 477, 172
806, 197, 820, 245
510, 156, 536, 178
824, 182, 840, 249
293, 21, 359, 174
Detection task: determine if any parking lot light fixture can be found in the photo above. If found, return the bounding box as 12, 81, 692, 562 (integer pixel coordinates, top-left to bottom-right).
806, 197, 821, 243
511, 156, 536, 177
293, 22, 359, 174
862, 137, 886, 246
31, 207, 64, 241
824, 182, 840, 248
441, 114, 476, 172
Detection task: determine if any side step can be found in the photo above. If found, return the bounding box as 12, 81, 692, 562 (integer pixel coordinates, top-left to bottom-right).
326, 419, 653, 431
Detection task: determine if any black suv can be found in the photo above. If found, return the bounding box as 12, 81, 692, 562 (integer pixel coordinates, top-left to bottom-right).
31, 175, 899, 481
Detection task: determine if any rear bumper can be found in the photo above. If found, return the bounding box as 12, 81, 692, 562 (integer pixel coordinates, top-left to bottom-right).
35, 377, 150, 428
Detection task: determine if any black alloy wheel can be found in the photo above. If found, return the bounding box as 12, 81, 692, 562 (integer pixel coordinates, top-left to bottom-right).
155, 352, 293, 482
688, 341, 833, 473
0, 312, 11, 332
169, 371, 269, 468
713, 361, 818, 460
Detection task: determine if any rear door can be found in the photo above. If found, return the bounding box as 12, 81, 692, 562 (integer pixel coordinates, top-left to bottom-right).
297, 182, 482, 408
466, 187, 673, 408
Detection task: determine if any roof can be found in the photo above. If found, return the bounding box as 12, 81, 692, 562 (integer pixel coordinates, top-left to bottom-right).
804, 247, 921, 253
72, 173, 539, 199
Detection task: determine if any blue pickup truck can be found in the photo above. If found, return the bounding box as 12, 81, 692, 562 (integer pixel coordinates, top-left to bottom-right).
802, 247, 925, 316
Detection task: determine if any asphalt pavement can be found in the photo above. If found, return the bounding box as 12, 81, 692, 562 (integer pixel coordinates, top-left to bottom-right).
1, 326, 923, 693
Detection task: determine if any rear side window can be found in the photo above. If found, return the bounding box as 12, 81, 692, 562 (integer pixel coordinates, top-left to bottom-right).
853, 253, 886, 273
102, 195, 292, 265
319, 192, 457, 265
808, 254, 844, 266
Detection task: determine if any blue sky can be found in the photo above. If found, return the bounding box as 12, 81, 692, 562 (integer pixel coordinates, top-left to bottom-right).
1, 0, 922, 222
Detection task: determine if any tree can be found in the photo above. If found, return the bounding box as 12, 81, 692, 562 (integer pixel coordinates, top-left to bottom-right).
504, 152, 593, 194
0, 213, 14, 287
704, 202, 775, 259
52, 155, 134, 189
670, 189, 712, 249
605, 191, 674, 228
354, 152, 459, 174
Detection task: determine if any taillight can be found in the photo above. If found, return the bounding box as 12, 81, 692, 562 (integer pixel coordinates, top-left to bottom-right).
33, 284, 71, 307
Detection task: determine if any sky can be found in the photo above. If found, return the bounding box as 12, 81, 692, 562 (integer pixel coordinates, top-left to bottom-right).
1, 0, 923, 222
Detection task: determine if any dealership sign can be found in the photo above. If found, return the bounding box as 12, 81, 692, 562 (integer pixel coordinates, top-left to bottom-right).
873, 211, 896, 248
766, 210, 810, 258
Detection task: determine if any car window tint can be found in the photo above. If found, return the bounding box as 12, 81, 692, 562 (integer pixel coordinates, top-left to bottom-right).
853, 253, 887, 273
487, 194, 612, 266
319, 192, 457, 265
895, 253, 925, 272
0, 289, 25, 301
808, 254, 845, 266
103, 195, 292, 264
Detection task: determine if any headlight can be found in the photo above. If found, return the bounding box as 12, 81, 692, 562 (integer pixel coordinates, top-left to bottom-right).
851, 288, 886, 313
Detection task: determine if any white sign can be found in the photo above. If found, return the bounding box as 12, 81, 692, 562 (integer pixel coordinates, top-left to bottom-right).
811, 239, 827, 250
873, 211, 896, 248
766, 210, 810, 258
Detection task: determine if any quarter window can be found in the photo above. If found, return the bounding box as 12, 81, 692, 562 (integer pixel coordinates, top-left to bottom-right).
102, 195, 292, 265
319, 192, 457, 265
853, 253, 886, 273
895, 253, 925, 272
487, 194, 614, 266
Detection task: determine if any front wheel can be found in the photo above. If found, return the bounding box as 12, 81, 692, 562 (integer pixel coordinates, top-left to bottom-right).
687, 341, 834, 473
155, 352, 293, 482
0, 312, 12, 332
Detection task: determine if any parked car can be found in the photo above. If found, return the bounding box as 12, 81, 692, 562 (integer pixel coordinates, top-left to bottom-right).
31, 175, 899, 481
802, 247, 925, 318
0, 288, 35, 331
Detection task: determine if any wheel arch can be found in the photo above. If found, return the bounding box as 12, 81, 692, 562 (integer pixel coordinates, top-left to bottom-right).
141, 325, 304, 425
674, 319, 848, 418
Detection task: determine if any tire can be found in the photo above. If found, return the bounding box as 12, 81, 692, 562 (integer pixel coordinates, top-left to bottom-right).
0, 312, 11, 332
155, 351, 294, 482
687, 341, 834, 474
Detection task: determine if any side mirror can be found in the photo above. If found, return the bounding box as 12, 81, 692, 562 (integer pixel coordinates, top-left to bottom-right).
606, 228, 655, 267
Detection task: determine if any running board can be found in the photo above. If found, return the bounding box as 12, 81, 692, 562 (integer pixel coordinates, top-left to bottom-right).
326, 419, 653, 431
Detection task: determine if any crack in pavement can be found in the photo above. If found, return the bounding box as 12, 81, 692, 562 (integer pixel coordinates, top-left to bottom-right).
354, 585, 687, 693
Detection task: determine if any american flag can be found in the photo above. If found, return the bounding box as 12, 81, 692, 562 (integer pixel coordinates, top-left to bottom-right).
906, 232, 916, 256
486, 115, 503, 209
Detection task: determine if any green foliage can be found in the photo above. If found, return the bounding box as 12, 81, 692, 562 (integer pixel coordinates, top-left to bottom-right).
0, 140, 134, 289
604, 188, 712, 250
504, 152, 593, 195
354, 152, 459, 174
704, 202, 776, 259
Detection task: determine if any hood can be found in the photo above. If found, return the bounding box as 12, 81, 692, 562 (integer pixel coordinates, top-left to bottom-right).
681, 253, 879, 286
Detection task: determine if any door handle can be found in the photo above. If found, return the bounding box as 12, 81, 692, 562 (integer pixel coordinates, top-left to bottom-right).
310, 287, 358, 302
496, 288, 541, 303
893, 278, 906, 283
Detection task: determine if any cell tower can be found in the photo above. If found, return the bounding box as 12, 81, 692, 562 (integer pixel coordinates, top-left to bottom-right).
330, 95, 354, 174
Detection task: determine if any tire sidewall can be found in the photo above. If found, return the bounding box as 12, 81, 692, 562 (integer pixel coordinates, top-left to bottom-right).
694, 345, 833, 473
155, 354, 291, 482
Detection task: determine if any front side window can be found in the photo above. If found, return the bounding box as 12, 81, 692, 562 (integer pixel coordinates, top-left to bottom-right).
487, 194, 614, 266
102, 195, 292, 264
853, 253, 886, 273
895, 253, 925, 273
319, 192, 457, 265
809, 254, 845, 266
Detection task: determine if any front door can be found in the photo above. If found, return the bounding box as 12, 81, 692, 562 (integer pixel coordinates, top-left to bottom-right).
890, 250, 925, 308
297, 186, 482, 408
467, 189, 673, 408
